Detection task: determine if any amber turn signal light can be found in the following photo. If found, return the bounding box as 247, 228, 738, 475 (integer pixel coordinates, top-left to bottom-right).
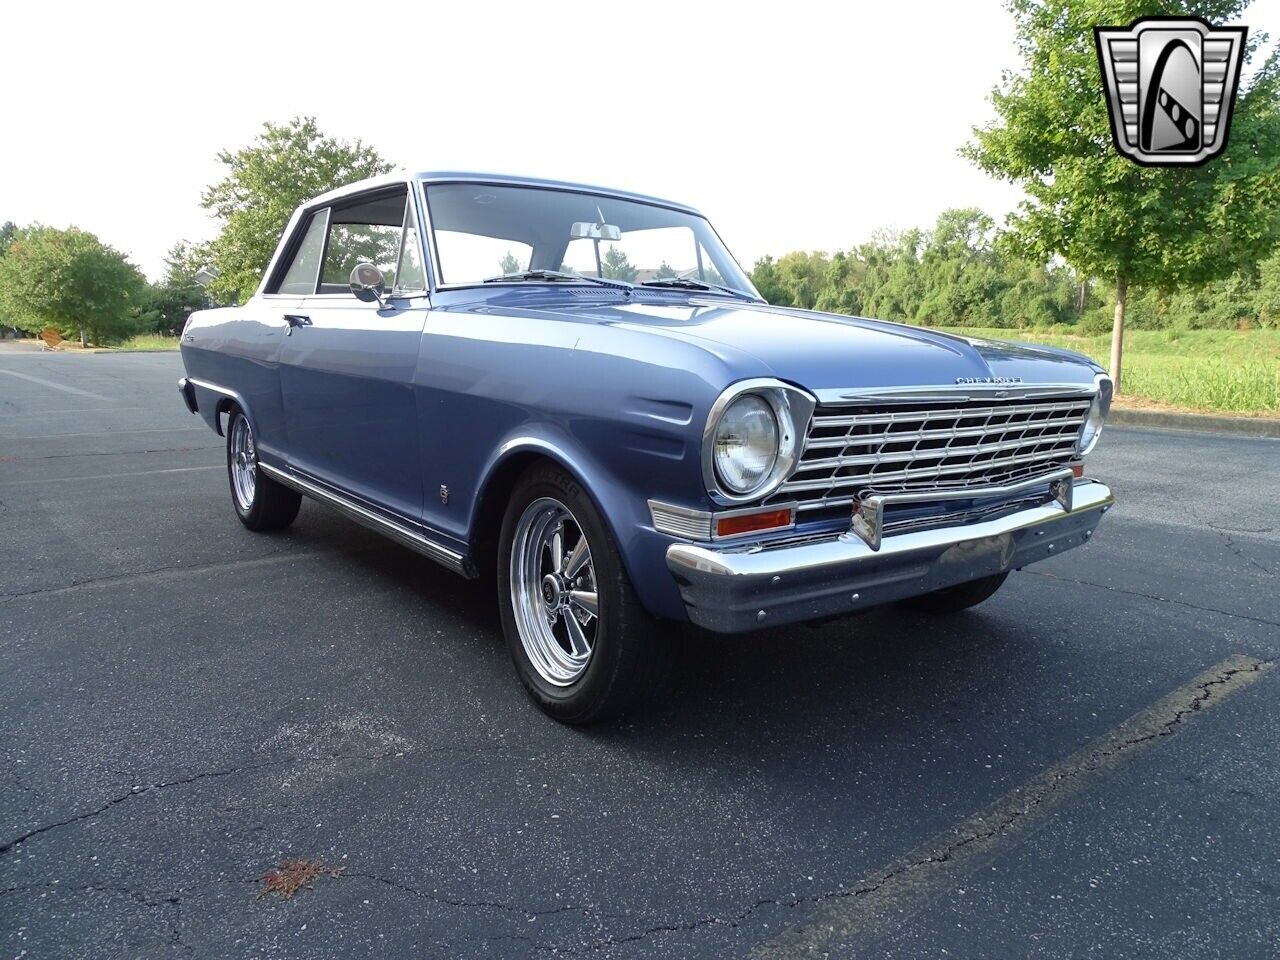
715, 507, 794, 539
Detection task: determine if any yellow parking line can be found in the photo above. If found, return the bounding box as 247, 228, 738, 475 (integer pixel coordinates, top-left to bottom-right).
748, 654, 1274, 959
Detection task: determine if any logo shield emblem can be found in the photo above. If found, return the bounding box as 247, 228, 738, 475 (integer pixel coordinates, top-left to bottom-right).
1095, 17, 1246, 166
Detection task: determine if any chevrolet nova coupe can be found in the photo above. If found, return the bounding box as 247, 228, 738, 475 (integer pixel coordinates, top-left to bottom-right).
179, 172, 1114, 722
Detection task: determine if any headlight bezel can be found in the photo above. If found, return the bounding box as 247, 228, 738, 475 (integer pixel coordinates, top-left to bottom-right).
702, 379, 815, 504
1077, 373, 1113, 457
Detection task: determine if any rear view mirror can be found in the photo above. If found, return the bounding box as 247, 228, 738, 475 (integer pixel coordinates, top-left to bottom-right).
350, 262, 387, 305
570, 222, 622, 241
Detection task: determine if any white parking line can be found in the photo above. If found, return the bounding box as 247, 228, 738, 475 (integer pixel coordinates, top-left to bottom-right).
0, 464, 221, 487
0, 367, 110, 400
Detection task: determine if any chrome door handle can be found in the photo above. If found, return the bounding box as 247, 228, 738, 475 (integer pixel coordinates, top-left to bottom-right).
283, 314, 312, 335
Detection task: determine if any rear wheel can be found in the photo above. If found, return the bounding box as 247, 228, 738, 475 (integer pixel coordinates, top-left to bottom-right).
901, 572, 1008, 614
498, 464, 670, 724
226, 408, 301, 532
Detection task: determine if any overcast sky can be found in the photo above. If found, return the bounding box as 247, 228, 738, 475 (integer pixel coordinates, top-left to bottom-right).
2, 0, 1274, 280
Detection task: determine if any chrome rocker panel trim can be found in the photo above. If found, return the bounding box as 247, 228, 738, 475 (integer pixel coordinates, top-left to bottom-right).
666, 479, 1114, 633
258, 462, 471, 577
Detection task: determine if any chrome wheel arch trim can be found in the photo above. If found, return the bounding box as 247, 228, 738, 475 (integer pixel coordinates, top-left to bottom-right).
258, 463, 471, 577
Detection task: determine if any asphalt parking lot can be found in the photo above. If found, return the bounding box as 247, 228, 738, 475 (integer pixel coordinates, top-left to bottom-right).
2, 344, 1278, 960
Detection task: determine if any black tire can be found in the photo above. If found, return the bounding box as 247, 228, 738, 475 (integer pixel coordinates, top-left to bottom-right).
901, 572, 1009, 614
497, 463, 671, 724
226, 408, 301, 532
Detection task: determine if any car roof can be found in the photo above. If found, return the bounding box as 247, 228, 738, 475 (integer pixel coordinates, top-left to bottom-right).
304, 171, 703, 216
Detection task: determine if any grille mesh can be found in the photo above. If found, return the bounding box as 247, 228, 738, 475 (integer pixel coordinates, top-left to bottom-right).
768, 394, 1090, 512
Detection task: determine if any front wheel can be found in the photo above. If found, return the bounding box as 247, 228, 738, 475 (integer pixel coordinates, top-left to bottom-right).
498, 464, 670, 724
901, 572, 1009, 614
226, 408, 301, 532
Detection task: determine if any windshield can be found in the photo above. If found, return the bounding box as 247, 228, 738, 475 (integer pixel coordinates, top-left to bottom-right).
423, 182, 758, 297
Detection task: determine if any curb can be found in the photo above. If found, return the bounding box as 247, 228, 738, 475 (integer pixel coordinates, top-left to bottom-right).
1110, 407, 1280, 439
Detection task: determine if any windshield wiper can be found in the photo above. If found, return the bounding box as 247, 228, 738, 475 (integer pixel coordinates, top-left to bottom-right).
639, 277, 759, 301
482, 269, 633, 292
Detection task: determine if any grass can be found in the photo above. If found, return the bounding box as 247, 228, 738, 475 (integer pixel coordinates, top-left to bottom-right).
114, 333, 182, 351
931, 326, 1280, 416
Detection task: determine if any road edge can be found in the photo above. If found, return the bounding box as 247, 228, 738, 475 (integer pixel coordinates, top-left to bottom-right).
1110, 407, 1280, 438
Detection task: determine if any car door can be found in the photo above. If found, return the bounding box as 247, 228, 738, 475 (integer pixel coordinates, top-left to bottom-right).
277, 185, 430, 523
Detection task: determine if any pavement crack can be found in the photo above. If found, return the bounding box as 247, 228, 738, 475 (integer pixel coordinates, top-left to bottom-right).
1206, 521, 1276, 577
0, 761, 292, 857
1024, 569, 1280, 627
342, 870, 584, 920
746, 655, 1274, 959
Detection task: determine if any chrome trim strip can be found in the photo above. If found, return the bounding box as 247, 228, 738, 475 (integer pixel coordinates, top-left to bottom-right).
185, 377, 240, 398
648, 500, 713, 540
813, 382, 1099, 406
259, 463, 470, 576
850, 467, 1074, 550
807, 399, 1090, 432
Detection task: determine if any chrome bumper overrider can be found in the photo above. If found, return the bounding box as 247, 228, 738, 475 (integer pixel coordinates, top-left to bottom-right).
665, 480, 1114, 633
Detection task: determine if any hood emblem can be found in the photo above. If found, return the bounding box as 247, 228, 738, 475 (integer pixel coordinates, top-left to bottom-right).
955, 376, 1023, 385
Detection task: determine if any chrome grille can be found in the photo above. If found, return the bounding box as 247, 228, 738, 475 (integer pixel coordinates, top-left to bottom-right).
769, 394, 1090, 512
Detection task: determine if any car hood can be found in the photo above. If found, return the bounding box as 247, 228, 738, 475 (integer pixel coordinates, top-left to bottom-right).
602, 300, 1101, 391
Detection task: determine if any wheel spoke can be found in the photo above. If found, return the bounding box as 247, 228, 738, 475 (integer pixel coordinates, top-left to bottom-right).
568, 590, 598, 619
549, 525, 564, 574
563, 537, 590, 579
563, 612, 591, 657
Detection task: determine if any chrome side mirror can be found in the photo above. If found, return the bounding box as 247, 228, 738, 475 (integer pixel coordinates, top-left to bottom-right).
350, 262, 387, 305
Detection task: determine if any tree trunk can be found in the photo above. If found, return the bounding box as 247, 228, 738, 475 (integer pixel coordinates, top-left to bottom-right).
79, 326, 87, 348
1110, 276, 1127, 392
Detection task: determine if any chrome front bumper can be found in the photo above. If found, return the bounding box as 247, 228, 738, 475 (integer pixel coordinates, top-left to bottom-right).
665, 480, 1114, 633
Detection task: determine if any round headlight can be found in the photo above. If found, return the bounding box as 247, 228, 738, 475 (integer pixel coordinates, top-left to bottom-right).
713, 395, 779, 494
1078, 394, 1105, 455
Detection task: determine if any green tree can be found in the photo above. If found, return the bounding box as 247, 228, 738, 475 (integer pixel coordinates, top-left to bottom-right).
202, 117, 392, 303
654, 260, 678, 279
498, 250, 522, 275
0, 221, 17, 336
965, 0, 1280, 389
1253, 249, 1280, 327
141, 241, 212, 336
601, 245, 638, 281
0, 225, 148, 345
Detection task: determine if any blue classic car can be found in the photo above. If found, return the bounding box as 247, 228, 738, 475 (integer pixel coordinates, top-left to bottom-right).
179, 172, 1114, 722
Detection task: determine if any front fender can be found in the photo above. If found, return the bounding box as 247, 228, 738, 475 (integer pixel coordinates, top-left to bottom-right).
473, 425, 689, 622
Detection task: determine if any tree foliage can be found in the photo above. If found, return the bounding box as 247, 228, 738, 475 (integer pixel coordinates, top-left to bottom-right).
0, 225, 148, 345
202, 117, 392, 303
963, 0, 1280, 382
140, 241, 212, 336
752, 206, 1280, 331
751, 209, 1082, 328
601, 246, 638, 281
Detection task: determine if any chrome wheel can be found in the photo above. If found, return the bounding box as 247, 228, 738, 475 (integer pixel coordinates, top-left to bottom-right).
229, 414, 257, 512
510, 497, 599, 686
